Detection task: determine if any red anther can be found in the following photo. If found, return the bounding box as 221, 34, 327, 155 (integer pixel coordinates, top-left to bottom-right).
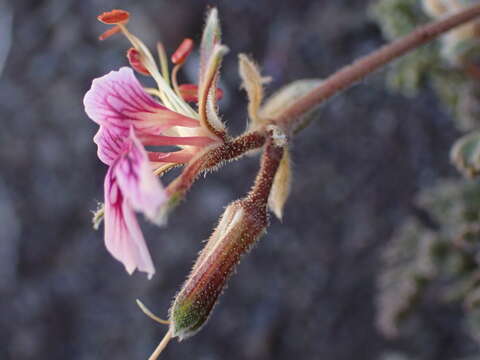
127, 48, 150, 75
97, 9, 130, 24
215, 87, 224, 100
99, 25, 121, 41
178, 84, 198, 102
179, 84, 223, 102
171, 38, 194, 65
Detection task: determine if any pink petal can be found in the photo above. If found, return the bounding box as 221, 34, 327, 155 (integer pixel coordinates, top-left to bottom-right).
114, 129, 167, 223
104, 166, 155, 278
84, 67, 199, 134
93, 126, 126, 165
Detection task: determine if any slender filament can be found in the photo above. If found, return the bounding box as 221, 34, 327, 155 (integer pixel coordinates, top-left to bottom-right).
136, 299, 170, 325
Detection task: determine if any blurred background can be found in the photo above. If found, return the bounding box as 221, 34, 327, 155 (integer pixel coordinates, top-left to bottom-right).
0, 0, 474, 359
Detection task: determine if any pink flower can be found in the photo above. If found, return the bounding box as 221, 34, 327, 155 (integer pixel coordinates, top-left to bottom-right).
98, 127, 164, 278
84, 67, 217, 277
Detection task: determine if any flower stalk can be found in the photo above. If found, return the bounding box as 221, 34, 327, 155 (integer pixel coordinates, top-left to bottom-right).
273, 2, 480, 132
165, 131, 267, 200
165, 3, 480, 202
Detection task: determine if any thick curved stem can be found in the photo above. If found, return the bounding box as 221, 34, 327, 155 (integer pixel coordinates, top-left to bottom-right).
166, 131, 266, 198
274, 3, 480, 131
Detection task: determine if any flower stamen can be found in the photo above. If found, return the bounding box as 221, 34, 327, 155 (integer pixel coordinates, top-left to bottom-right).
178, 84, 223, 103
171, 38, 194, 65
171, 64, 183, 100
127, 48, 150, 75
170, 39, 194, 99
98, 25, 122, 41
97, 10, 196, 117
157, 42, 171, 86
97, 9, 130, 24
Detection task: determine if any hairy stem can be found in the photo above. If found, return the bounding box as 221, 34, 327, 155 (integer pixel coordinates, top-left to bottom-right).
245, 137, 284, 209
166, 131, 266, 197
167, 4, 480, 203
274, 3, 480, 131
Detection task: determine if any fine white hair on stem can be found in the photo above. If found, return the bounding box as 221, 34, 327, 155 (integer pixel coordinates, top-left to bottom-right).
148, 329, 172, 360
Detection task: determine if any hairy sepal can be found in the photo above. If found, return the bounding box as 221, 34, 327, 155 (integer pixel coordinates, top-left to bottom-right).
198, 44, 229, 139
238, 54, 269, 128
268, 149, 292, 220
200, 8, 221, 84
260, 79, 323, 133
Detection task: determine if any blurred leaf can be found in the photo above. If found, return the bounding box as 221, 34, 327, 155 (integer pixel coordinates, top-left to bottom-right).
451, 132, 480, 178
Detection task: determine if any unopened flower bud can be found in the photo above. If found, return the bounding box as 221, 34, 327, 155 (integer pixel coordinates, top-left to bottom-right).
169, 200, 267, 340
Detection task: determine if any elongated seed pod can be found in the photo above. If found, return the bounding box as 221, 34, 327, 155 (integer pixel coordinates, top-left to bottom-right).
169, 137, 284, 340
170, 200, 266, 340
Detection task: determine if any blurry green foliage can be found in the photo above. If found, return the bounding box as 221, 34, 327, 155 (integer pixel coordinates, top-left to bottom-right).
377, 179, 480, 347
371, 0, 480, 131
373, 4, 480, 353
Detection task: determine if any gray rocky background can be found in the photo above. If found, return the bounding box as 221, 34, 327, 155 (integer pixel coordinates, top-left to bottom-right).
0, 0, 472, 359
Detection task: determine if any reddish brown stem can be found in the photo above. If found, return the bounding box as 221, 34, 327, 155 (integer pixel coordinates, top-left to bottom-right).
244, 137, 284, 209
166, 131, 266, 197
274, 3, 480, 131
169, 135, 284, 341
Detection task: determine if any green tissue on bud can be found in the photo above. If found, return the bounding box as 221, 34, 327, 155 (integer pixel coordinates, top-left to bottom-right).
169, 200, 267, 340
450, 131, 480, 178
